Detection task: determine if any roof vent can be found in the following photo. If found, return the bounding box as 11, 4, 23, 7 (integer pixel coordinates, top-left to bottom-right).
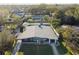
39, 23, 43, 28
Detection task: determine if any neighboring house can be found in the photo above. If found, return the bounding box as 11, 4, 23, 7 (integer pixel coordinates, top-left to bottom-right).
31, 8, 47, 15
11, 8, 31, 21
11, 8, 23, 14
31, 8, 46, 21
11, 8, 25, 17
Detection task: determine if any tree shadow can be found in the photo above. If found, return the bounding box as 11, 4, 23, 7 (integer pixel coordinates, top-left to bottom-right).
57, 42, 68, 55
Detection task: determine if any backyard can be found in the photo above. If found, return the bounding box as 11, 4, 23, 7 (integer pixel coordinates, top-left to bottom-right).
18, 44, 53, 55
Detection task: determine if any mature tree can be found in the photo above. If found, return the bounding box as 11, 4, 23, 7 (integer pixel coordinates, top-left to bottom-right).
61, 16, 75, 25
62, 27, 73, 40
65, 6, 79, 24
61, 27, 79, 54
38, 4, 47, 9
47, 7, 65, 19
65, 7, 75, 17
0, 29, 16, 54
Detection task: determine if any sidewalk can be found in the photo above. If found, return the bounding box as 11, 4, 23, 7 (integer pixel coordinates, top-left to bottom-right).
12, 40, 22, 55
50, 43, 59, 55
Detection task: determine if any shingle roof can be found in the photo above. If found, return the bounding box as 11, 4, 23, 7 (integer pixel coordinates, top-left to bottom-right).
17, 23, 58, 40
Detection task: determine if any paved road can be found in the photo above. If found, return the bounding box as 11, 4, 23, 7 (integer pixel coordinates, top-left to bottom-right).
50, 43, 59, 55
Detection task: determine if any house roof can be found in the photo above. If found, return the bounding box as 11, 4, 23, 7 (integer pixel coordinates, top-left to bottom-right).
31, 8, 47, 15
17, 23, 58, 40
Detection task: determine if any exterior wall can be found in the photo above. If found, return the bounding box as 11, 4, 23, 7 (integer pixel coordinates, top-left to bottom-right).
50, 25, 59, 40
32, 15, 43, 20
20, 37, 57, 45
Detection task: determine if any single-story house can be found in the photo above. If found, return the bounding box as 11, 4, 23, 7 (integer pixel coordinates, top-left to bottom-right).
17, 23, 59, 44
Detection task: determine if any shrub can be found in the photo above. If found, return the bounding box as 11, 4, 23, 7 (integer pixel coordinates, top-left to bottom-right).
51, 19, 61, 28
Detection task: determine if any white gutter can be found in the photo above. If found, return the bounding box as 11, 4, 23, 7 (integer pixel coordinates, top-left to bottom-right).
50, 24, 59, 38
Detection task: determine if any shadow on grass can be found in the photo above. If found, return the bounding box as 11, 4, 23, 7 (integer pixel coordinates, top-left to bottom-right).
57, 42, 68, 55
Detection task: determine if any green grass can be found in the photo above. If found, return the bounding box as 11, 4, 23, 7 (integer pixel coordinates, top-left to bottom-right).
62, 42, 73, 55
56, 41, 72, 55
19, 44, 53, 55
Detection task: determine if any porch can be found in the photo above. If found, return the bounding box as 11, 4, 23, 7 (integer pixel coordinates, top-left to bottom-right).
20, 37, 58, 45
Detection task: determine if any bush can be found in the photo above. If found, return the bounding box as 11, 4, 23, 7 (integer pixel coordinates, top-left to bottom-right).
43, 15, 49, 22
5, 51, 12, 55
0, 29, 16, 53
